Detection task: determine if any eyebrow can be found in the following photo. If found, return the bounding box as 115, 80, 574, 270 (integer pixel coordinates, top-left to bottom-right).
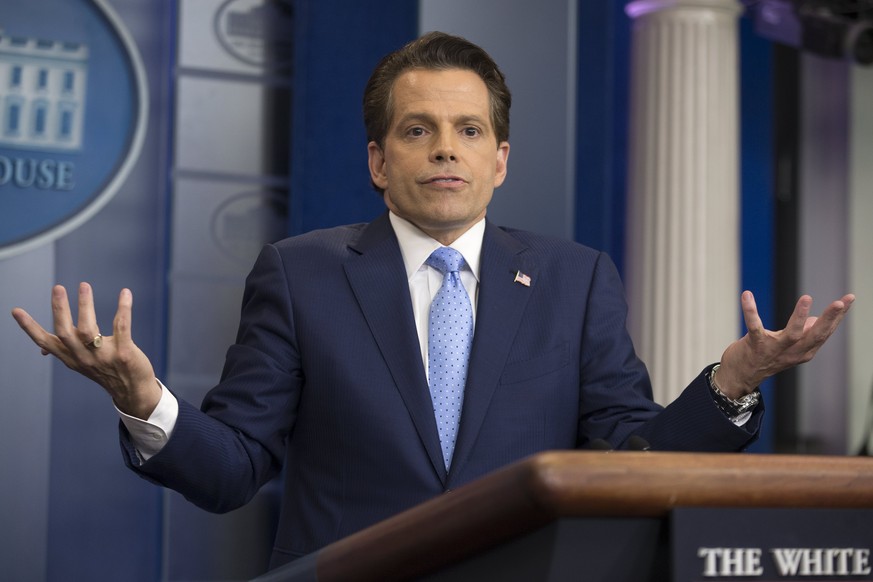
394, 112, 491, 128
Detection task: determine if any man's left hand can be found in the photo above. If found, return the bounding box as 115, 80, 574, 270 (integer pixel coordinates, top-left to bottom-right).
715, 291, 855, 399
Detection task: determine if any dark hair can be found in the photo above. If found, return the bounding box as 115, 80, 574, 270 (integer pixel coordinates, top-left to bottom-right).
363, 31, 511, 150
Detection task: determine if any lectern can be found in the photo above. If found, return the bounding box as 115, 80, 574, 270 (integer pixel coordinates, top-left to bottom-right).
253, 451, 873, 581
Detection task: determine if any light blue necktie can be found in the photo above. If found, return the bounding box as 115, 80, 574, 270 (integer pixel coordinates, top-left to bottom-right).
426, 247, 473, 470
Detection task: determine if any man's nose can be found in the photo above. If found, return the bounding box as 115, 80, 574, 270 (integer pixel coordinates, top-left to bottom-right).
430, 133, 457, 162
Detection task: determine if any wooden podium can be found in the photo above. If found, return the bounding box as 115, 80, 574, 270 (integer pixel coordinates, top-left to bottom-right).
254, 451, 873, 581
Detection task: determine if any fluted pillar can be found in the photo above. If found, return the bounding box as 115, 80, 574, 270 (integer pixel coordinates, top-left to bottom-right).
625, 0, 743, 405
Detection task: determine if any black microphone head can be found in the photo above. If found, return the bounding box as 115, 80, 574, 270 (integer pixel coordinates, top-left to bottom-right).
627, 435, 652, 451
588, 438, 613, 451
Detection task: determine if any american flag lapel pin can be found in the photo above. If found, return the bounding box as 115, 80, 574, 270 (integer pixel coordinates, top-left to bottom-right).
514, 270, 531, 287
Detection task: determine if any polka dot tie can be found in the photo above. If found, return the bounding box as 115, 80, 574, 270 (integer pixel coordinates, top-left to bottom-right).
426, 247, 473, 470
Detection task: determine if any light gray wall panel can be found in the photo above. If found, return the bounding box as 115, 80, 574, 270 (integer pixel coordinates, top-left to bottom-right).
0, 245, 54, 582
171, 177, 287, 277
797, 55, 850, 454
175, 76, 291, 177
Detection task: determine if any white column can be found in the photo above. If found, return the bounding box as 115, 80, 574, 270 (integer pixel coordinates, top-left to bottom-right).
849, 65, 873, 453
625, 0, 743, 405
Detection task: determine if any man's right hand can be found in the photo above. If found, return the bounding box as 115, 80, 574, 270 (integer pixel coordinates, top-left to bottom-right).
11, 282, 161, 419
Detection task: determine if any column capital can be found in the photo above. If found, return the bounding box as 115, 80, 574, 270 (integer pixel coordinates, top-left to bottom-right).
625, 0, 743, 19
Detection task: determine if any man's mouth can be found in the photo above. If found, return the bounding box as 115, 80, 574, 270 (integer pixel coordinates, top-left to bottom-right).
424, 175, 465, 185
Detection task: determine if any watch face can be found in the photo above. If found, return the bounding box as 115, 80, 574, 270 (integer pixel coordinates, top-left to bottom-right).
736, 391, 761, 412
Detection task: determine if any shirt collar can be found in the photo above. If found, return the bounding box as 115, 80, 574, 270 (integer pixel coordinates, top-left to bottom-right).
388, 211, 484, 281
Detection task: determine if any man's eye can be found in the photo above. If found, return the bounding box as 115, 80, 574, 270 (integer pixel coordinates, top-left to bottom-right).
408, 127, 425, 137
463, 127, 480, 137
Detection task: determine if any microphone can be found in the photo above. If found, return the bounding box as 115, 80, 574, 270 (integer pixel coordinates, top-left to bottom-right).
588, 438, 613, 451
627, 435, 652, 451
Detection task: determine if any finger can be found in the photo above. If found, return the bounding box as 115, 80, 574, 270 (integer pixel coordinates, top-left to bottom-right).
113, 288, 134, 347
807, 295, 854, 338
77, 282, 100, 339
50, 285, 82, 350
740, 290, 764, 335
11, 306, 31, 328
822, 294, 855, 321
12, 307, 63, 357
783, 294, 813, 339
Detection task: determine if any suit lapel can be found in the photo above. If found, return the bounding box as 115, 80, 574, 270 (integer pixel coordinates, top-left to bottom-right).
343, 213, 447, 481
449, 222, 534, 480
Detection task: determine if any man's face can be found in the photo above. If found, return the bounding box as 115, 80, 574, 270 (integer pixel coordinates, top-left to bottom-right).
368, 68, 510, 245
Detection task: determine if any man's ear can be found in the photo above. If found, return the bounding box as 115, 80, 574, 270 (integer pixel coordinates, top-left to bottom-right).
368, 141, 389, 190
493, 141, 510, 188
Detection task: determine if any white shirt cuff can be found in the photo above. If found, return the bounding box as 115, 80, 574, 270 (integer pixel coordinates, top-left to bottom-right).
117, 380, 179, 462
731, 409, 753, 427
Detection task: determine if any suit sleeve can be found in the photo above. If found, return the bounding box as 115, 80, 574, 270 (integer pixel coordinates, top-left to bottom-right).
120, 244, 302, 512
634, 366, 763, 452
577, 252, 761, 452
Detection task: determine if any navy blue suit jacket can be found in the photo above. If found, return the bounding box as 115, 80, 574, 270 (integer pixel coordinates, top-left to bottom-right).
123, 212, 760, 567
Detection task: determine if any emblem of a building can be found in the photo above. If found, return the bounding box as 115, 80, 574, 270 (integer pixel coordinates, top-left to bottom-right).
0, 29, 88, 152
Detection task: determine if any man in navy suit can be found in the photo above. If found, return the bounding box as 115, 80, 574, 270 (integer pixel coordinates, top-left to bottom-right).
12, 32, 854, 568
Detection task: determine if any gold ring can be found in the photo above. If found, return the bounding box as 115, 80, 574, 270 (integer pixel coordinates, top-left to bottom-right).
85, 334, 103, 349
